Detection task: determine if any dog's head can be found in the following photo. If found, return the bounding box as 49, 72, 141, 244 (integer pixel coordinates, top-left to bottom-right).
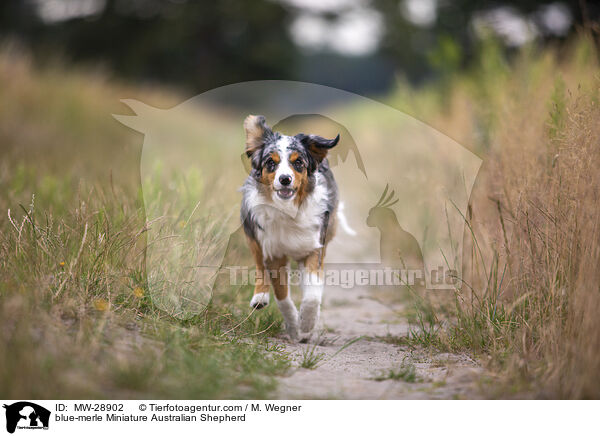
243, 115, 339, 204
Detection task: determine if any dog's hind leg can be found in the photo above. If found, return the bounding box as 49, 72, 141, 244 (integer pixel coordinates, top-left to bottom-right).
266, 257, 299, 340
247, 236, 270, 309
299, 250, 324, 334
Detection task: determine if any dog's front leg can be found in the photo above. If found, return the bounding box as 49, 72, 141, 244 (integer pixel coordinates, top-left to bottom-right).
247, 235, 270, 309
299, 250, 324, 334
265, 257, 299, 340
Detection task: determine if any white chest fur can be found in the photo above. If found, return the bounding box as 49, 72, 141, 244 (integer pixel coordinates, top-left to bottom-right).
249, 179, 329, 261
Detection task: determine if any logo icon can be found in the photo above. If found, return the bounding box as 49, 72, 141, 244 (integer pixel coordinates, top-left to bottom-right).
113, 80, 482, 319
3, 402, 50, 434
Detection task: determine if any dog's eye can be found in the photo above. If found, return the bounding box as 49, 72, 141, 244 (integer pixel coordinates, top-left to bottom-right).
293, 160, 304, 171
265, 158, 277, 172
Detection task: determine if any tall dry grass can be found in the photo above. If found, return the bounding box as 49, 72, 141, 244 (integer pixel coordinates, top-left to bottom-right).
402, 35, 600, 398
483, 60, 600, 397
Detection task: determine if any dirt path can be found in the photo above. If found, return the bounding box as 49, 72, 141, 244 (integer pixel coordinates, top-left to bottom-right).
273, 285, 485, 399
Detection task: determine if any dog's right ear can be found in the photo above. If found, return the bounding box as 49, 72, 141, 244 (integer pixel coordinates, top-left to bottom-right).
297, 133, 340, 164
244, 115, 272, 157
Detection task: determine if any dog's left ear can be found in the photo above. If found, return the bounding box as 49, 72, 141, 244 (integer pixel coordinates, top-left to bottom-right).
297, 133, 340, 163
244, 115, 273, 157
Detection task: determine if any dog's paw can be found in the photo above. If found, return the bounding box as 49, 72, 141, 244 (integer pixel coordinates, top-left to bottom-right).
275, 296, 299, 341
299, 298, 320, 333
284, 324, 300, 341
250, 292, 269, 310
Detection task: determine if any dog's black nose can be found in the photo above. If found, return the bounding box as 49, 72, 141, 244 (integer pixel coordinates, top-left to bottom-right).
279, 174, 292, 186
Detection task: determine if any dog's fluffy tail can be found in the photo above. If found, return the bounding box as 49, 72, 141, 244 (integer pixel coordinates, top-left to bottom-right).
337, 202, 356, 236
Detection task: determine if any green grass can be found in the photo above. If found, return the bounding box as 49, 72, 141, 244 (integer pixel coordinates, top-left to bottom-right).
0, 186, 290, 398
298, 335, 363, 370
299, 343, 327, 370
373, 359, 419, 383
0, 51, 290, 399
3, 33, 600, 399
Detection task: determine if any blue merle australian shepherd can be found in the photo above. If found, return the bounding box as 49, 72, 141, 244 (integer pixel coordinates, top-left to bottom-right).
240, 115, 354, 340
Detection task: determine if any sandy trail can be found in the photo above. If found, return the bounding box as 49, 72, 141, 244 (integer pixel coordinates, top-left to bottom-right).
273, 284, 484, 399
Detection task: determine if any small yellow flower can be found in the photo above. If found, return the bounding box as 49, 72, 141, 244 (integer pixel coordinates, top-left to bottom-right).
59, 261, 65, 267
133, 287, 145, 298
94, 299, 109, 311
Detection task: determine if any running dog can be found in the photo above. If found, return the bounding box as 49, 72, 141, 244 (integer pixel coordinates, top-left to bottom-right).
240, 115, 351, 340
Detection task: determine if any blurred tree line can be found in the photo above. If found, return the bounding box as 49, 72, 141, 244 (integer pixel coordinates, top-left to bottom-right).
374, 0, 597, 80
0, 0, 597, 95
0, 0, 298, 92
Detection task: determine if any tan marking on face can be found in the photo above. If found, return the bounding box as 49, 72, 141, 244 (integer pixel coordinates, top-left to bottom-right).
289, 154, 309, 206
260, 168, 276, 186
259, 155, 277, 198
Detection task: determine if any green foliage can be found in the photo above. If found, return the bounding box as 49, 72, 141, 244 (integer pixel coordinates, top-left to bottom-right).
299, 335, 363, 370
427, 35, 463, 78
299, 344, 327, 370
0, 0, 299, 93
373, 359, 418, 383
548, 75, 567, 141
